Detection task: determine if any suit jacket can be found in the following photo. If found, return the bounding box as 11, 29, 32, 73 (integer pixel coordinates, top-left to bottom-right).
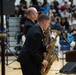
17, 24, 47, 68
24, 18, 36, 35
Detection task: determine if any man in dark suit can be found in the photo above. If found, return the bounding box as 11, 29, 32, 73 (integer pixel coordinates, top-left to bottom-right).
24, 7, 38, 35
17, 14, 50, 75
17, 7, 38, 44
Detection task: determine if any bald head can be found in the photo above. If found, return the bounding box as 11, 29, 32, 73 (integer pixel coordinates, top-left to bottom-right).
26, 7, 37, 16
26, 7, 38, 21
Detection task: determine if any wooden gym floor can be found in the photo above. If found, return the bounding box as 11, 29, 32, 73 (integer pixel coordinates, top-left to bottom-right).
0, 54, 76, 75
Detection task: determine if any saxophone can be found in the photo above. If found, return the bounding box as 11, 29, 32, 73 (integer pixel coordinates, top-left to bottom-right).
41, 29, 59, 75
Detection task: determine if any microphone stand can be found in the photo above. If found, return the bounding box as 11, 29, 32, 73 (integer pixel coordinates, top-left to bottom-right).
0, 1, 7, 75
61, 32, 73, 51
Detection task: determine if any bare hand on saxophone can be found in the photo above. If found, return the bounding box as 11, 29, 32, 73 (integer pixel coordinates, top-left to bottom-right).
42, 60, 48, 68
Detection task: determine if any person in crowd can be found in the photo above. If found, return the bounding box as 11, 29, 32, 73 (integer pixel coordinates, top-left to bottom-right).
17, 14, 50, 75
41, 2, 50, 14
53, 0, 59, 10
60, 0, 65, 7
60, 18, 70, 40
16, 11, 27, 44
51, 22, 61, 53
72, 10, 76, 19
15, 0, 27, 17
51, 21, 61, 31
37, 1, 42, 13
31, 0, 39, 10
50, 2, 54, 10
55, 36, 61, 55
60, 8, 70, 18
68, 29, 76, 50
50, 15, 56, 27
69, 16, 76, 26
29, 1, 33, 7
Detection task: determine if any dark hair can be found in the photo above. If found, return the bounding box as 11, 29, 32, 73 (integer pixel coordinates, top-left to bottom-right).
38, 14, 49, 22
71, 29, 76, 33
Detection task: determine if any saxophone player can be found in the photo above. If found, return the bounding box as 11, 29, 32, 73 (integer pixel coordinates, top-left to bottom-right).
17, 14, 50, 75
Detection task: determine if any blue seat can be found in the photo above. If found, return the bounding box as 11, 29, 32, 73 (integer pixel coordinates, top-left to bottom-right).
60, 45, 70, 51
59, 40, 67, 45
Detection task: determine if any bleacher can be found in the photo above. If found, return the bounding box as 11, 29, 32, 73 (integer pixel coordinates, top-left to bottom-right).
5, 16, 20, 55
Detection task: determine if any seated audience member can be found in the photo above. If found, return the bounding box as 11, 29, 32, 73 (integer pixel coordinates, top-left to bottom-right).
41, 2, 50, 14
16, 0, 27, 17
51, 21, 61, 31
55, 36, 61, 55
68, 29, 76, 50
51, 16, 56, 27
60, 18, 70, 39
17, 13, 26, 44
69, 16, 76, 26
60, 8, 70, 18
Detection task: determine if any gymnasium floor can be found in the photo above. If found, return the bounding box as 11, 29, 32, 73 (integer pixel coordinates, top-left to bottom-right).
0, 54, 76, 75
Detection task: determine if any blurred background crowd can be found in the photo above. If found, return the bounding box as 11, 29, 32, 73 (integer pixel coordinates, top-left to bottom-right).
1, 0, 76, 55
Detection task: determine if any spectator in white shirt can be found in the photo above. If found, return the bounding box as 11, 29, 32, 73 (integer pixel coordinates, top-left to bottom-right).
55, 36, 61, 53
60, 8, 70, 18
69, 16, 76, 25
